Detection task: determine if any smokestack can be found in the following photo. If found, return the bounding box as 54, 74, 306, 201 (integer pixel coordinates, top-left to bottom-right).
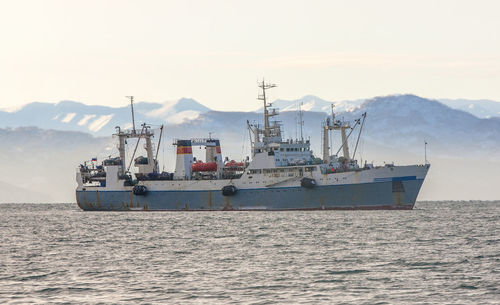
174, 139, 193, 180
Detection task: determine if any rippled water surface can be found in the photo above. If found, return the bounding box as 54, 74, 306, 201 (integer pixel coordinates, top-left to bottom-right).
0, 202, 498, 304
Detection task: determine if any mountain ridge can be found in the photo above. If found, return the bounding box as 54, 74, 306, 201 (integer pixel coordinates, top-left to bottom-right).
1, 94, 499, 202
0, 98, 211, 135
439, 98, 500, 119
1, 94, 499, 137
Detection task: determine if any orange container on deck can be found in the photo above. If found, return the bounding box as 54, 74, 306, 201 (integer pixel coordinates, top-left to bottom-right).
225, 160, 244, 168
192, 162, 217, 172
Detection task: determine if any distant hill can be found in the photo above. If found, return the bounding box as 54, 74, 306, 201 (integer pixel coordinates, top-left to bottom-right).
265, 95, 500, 120
439, 98, 500, 119
1, 95, 499, 138
258, 95, 365, 113
346, 95, 500, 157
1, 94, 499, 202
0, 127, 111, 203
169, 94, 500, 159
0, 179, 57, 203
0, 98, 211, 136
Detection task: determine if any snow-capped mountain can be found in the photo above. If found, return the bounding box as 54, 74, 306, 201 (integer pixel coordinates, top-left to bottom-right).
263, 95, 500, 119
439, 98, 500, 119
171, 95, 500, 158
2, 95, 498, 137
1, 94, 499, 203
345, 95, 500, 156
145, 98, 210, 124
258, 95, 365, 114
0, 98, 211, 136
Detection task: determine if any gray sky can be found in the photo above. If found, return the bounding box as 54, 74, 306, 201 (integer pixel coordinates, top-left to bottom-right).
1, 0, 499, 111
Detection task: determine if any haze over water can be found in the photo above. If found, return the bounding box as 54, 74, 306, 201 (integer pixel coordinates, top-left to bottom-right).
0, 202, 498, 304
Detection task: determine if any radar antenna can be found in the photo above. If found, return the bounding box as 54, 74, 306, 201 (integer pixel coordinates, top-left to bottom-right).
126, 96, 136, 134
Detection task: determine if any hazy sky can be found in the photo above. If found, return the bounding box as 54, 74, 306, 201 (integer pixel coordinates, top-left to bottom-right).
1, 0, 499, 111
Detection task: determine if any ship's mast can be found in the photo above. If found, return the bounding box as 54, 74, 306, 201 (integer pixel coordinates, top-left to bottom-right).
126, 96, 136, 134
247, 120, 255, 155
114, 96, 158, 175
299, 102, 304, 142
116, 96, 136, 175
322, 104, 355, 163
257, 79, 277, 138
340, 126, 350, 161
115, 126, 126, 175
322, 104, 334, 162
144, 124, 154, 172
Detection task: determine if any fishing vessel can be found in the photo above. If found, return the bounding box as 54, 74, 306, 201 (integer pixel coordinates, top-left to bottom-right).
76, 81, 430, 211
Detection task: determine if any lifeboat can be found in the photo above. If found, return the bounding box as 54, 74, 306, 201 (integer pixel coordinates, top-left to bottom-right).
224, 160, 244, 169
192, 161, 217, 172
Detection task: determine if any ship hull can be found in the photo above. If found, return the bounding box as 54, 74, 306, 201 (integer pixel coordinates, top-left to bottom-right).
76, 178, 425, 211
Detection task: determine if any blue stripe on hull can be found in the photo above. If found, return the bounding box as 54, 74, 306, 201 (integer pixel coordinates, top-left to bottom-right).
76, 179, 424, 211
373, 176, 416, 182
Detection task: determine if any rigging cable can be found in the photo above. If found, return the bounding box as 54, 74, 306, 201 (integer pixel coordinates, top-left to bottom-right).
127, 125, 146, 172
352, 113, 367, 160
335, 119, 360, 156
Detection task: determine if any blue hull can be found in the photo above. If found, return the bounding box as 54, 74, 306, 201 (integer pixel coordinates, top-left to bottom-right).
76, 179, 425, 211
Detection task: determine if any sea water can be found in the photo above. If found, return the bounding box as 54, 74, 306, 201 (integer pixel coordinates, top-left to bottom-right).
0, 202, 498, 304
